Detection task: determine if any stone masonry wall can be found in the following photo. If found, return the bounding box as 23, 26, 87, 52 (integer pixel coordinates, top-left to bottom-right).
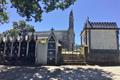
86, 51, 120, 65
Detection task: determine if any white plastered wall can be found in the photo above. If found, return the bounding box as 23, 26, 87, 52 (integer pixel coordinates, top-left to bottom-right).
90, 30, 117, 49
35, 40, 47, 65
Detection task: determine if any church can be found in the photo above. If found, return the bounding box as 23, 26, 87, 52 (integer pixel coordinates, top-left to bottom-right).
0, 11, 75, 65
29, 11, 75, 65
29, 11, 75, 51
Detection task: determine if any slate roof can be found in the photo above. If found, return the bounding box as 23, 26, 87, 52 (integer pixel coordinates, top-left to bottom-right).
81, 19, 119, 35
28, 30, 68, 40
84, 18, 118, 29
90, 22, 118, 29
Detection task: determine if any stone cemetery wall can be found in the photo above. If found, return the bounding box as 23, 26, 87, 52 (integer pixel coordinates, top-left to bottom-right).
86, 50, 120, 65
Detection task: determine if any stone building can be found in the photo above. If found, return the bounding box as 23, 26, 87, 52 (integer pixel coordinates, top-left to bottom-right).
0, 11, 75, 65
81, 18, 120, 65
29, 10, 75, 51
36, 29, 62, 65
34, 11, 75, 65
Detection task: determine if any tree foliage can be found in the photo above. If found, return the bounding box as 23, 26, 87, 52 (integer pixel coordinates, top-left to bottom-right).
1, 20, 35, 37
0, 0, 8, 24
0, 0, 76, 24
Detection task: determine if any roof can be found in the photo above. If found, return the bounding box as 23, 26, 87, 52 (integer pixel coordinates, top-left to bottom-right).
81, 18, 119, 35
84, 18, 118, 29
28, 30, 68, 40
90, 22, 118, 29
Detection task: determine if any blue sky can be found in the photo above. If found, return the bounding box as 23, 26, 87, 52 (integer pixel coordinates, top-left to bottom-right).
0, 0, 120, 45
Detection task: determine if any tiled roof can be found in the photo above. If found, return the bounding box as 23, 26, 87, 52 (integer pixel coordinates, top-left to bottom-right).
83, 18, 118, 29
81, 19, 119, 35
90, 22, 118, 28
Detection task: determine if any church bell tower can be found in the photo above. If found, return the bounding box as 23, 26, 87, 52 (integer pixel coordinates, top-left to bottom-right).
69, 10, 74, 30
68, 10, 75, 51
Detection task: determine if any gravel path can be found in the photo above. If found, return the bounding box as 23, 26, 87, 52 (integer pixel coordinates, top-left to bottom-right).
0, 65, 119, 80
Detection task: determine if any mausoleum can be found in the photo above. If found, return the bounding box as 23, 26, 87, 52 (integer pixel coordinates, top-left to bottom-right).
81, 18, 120, 65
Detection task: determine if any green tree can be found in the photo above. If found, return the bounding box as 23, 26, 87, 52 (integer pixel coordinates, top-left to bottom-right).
0, 0, 76, 24
0, 0, 8, 24
2, 20, 35, 37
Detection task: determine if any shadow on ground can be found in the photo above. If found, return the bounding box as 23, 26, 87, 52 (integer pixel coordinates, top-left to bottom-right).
0, 65, 113, 80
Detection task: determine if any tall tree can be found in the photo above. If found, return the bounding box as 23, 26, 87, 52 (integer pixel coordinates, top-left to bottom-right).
0, 0, 76, 24
1, 20, 35, 37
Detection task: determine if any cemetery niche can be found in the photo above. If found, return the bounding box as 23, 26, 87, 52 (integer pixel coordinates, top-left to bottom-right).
19, 37, 28, 64
27, 37, 36, 64
11, 39, 19, 64
0, 35, 36, 65
4, 38, 12, 64
0, 39, 5, 64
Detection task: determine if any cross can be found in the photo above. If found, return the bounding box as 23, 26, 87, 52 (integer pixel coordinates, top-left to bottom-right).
51, 27, 54, 31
